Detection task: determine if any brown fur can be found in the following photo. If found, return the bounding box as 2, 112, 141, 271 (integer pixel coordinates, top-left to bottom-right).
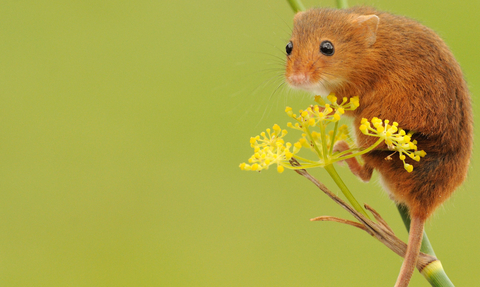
285, 7, 472, 286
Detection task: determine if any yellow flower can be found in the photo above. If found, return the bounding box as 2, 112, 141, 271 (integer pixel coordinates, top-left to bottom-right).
239, 124, 299, 173
287, 95, 360, 126
359, 118, 426, 172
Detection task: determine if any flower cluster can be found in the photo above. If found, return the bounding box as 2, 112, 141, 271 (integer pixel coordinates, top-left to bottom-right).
285, 94, 358, 155
320, 94, 360, 111
359, 118, 427, 172
239, 124, 300, 173
289, 124, 352, 153
286, 95, 359, 125
240, 93, 426, 174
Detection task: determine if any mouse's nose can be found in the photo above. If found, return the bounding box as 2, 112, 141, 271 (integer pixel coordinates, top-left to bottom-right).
287, 73, 311, 86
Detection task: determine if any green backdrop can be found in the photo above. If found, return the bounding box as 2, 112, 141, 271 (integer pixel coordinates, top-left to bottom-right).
1, 0, 479, 286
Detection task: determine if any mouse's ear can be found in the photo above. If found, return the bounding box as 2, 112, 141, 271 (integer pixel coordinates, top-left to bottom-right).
353, 15, 380, 47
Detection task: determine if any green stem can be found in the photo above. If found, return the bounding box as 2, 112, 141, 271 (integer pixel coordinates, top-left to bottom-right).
285, 163, 322, 169
423, 265, 455, 287
286, 0, 305, 13
331, 138, 384, 163
329, 121, 339, 155
336, 0, 349, 9
397, 204, 435, 256
397, 205, 454, 287
325, 164, 370, 218
287, 155, 322, 165
304, 125, 324, 160
319, 122, 329, 162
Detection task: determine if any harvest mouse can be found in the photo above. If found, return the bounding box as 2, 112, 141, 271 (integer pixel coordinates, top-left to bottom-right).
285, 7, 472, 287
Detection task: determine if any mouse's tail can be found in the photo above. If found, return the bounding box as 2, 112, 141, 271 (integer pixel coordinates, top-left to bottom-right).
394, 216, 425, 287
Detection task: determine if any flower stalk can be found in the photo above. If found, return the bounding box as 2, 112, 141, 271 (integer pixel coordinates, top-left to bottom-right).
325, 164, 369, 218
286, 0, 305, 13
336, 0, 349, 9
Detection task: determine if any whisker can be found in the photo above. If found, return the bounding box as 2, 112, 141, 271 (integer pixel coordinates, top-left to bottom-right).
256, 81, 287, 128
251, 51, 287, 63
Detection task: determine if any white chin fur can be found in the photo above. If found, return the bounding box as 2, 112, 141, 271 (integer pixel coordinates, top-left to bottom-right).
312, 77, 345, 97
288, 77, 343, 97
311, 85, 331, 97
291, 83, 330, 97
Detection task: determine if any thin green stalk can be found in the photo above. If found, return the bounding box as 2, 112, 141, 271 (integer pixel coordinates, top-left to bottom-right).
397, 205, 454, 287
286, 155, 322, 165
286, 0, 305, 13
331, 138, 384, 163
329, 121, 339, 155
309, 120, 368, 219
324, 164, 370, 218
319, 122, 329, 162
304, 125, 324, 160
336, 0, 349, 9
287, 0, 347, 11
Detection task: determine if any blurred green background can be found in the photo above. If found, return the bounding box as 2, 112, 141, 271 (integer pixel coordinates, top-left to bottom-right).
1, 0, 479, 286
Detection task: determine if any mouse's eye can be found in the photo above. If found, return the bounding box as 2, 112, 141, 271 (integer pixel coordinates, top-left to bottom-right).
286, 41, 293, 55
320, 41, 334, 56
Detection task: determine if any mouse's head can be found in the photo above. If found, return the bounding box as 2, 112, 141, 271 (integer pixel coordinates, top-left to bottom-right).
285, 8, 379, 97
